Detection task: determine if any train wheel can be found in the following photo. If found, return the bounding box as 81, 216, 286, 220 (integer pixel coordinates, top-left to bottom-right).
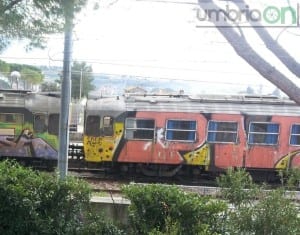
139, 164, 182, 177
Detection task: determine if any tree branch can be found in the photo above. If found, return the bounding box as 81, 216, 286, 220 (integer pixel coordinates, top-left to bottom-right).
233, 0, 300, 78
198, 0, 300, 105
3, 0, 23, 13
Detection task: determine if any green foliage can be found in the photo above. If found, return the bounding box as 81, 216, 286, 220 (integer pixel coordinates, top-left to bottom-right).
283, 168, 300, 190
79, 212, 125, 235
217, 168, 300, 235
0, 160, 124, 235
9, 63, 41, 73
70, 61, 95, 99
250, 189, 300, 235
0, 59, 10, 74
40, 81, 60, 92
217, 168, 259, 207
122, 183, 227, 235
0, 0, 88, 52
20, 67, 44, 87
148, 217, 180, 235
0, 160, 92, 234
0, 62, 45, 88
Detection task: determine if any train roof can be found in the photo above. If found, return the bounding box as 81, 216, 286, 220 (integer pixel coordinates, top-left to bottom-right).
86, 94, 300, 116
0, 89, 60, 113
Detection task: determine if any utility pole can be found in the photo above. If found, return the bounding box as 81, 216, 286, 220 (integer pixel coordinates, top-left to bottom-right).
58, 0, 74, 180
79, 68, 83, 100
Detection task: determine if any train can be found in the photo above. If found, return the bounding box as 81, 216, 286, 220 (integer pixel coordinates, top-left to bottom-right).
0, 89, 60, 161
1, 88, 300, 179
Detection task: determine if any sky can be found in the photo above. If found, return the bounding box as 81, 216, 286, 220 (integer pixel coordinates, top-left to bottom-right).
1, 0, 300, 95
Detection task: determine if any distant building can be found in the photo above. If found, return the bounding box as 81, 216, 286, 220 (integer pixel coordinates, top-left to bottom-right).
150, 88, 176, 95
124, 86, 147, 94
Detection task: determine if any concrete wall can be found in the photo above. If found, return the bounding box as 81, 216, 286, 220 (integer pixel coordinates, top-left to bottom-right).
91, 196, 130, 225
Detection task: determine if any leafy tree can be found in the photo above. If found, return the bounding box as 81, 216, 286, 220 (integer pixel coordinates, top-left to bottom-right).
2, 63, 44, 89
20, 67, 43, 89
0, 0, 88, 52
71, 61, 95, 99
0, 59, 10, 88
40, 81, 60, 91
0, 59, 10, 75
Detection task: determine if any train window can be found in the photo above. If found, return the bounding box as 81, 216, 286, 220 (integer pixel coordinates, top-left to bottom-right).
125, 118, 155, 140
207, 121, 238, 143
0, 113, 23, 124
102, 116, 113, 136
290, 124, 300, 145
248, 122, 279, 145
166, 120, 196, 142
86, 115, 101, 136
48, 114, 59, 135
33, 114, 46, 133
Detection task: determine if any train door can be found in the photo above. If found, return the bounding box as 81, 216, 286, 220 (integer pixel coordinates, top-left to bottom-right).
31, 113, 59, 159
245, 116, 300, 169
84, 114, 119, 162
162, 119, 197, 164
48, 114, 59, 136
122, 118, 155, 163
84, 115, 101, 162
207, 114, 246, 169
33, 113, 47, 133
245, 121, 279, 169
102, 116, 114, 136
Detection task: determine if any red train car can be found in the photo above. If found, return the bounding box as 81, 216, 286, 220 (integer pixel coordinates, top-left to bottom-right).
83, 94, 300, 178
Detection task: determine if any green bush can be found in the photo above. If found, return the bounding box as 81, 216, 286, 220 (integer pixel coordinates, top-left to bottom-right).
281, 168, 300, 190
79, 211, 125, 235
217, 168, 300, 235
217, 167, 259, 207
122, 183, 226, 235
0, 160, 123, 235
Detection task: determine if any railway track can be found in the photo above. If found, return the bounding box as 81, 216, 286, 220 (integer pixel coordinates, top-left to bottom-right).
83, 177, 300, 202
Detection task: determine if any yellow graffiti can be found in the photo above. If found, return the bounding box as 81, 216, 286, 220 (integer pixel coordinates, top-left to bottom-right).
183, 143, 210, 167
84, 122, 124, 162
275, 150, 300, 170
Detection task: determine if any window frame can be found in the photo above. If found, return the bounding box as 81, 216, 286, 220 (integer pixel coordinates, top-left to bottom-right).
33, 113, 47, 133
85, 115, 101, 137
289, 123, 300, 146
248, 122, 280, 146
0, 113, 24, 124
102, 116, 114, 136
48, 113, 60, 135
206, 120, 238, 144
125, 118, 155, 140
165, 119, 197, 142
